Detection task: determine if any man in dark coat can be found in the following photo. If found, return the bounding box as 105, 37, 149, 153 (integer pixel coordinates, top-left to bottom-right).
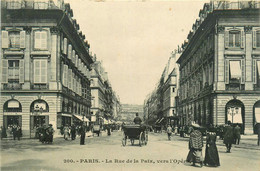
16, 125, 22, 140
71, 124, 76, 140
133, 113, 142, 125
223, 121, 234, 153
79, 122, 86, 145
234, 124, 241, 145
257, 124, 260, 146
12, 125, 17, 140
46, 124, 54, 144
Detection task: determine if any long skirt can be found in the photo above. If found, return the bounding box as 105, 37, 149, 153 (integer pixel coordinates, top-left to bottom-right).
186, 148, 203, 164
204, 144, 220, 166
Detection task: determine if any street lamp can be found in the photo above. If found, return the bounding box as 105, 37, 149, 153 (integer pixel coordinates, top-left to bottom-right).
227, 106, 239, 124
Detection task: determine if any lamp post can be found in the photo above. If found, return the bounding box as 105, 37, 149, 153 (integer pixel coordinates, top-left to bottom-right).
227, 106, 239, 124
33, 105, 43, 139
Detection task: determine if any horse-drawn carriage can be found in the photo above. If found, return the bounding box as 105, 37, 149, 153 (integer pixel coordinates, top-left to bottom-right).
122, 124, 148, 147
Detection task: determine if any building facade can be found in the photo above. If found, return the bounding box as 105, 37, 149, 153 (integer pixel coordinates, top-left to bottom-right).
143, 51, 179, 127
177, 1, 260, 134
0, 0, 93, 137
90, 59, 121, 124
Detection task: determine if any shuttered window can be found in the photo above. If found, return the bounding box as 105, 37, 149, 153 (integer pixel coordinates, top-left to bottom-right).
19, 60, 24, 83
34, 59, 47, 83
34, 31, 47, 50
63, 65, 68, 87
2, 31, 9, 48
68, 44, 72, 59
2, 59, 8, 83
63, 38, 67, 54
253, 30, 260, 48
68, 69, 72, 89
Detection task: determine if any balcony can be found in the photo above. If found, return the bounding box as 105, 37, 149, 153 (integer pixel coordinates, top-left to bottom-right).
31, 84, 49, 90
3, 83, 22, 90
2, 0, 62, 10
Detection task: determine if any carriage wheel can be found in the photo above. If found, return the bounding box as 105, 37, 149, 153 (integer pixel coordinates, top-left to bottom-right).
139, 132, 144, 147
145, 132, 148, 145
130, 139, 134, 145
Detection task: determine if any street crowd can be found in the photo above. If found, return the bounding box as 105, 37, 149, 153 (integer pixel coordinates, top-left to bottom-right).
165, 120, 260, 168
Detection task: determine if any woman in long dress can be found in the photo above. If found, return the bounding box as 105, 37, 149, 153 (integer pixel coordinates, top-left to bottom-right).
186, 127, 204, 167
204, 131, 220, 167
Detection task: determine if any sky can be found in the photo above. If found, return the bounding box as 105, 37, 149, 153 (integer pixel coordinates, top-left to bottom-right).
65, 0, 208, 105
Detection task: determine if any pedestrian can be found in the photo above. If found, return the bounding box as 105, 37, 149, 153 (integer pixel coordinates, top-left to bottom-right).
174, 126, 178, 135
79, 122, 86, 145
256, 124, 260, 146
63, 124, 70, 140
167, 125, 172, 140
107, 125, 111, 136
12, 125, 17, 140
1, 126, 7, 139
16, 125, 22, 140
186, 126, 204, 167
223, 121, 234, 153
71, 124, 76, 140
46, 124, 54, 144
234, 124, 241, 145
204, 128, 220, 167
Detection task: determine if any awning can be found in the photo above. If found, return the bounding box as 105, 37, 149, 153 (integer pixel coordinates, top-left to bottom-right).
255, 107, 260, 123
230, 61, 241, 79
73, 114, 90, 122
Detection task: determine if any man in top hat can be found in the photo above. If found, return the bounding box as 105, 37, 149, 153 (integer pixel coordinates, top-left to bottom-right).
223, 121, 234, 153
133, 113, 142, 125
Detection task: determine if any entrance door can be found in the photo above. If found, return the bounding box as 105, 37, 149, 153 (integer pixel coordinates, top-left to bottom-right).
30, 115, 49, 138
3, 115, 22, 137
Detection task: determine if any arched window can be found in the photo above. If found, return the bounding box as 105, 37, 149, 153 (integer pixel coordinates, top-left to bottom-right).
30, 99, 49, 112
3, 99, 22, 112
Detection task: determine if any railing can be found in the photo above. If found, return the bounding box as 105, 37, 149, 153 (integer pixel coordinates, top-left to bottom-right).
3, 83, 22, 90
31, 84, 49, 90
2, 0, 62, 10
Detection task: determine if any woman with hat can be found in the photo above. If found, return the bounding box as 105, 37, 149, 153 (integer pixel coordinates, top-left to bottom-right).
204, 126, 220, 167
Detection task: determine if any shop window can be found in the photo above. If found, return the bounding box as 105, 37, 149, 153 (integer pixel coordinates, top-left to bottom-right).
30, 100, 49, 112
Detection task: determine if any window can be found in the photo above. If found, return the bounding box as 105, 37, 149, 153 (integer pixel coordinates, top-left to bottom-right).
8, 60, 19, 81
253, 30, 260, 48
253, 60, 260, 88
9, 31, 20, 48
225, 29, 244, 48
34, 59, 47, 83
62, 65, 68, 87
1, 30, 25, 49
229, 61, 241, 83
1, 59, 24, 86
34, 31, 47, 50
229, 31, 240, 47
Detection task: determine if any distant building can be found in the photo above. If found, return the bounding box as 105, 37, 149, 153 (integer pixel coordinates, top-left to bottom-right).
120, 104, 144, 122
90, 60, 121, 124
1, 0, 93, 137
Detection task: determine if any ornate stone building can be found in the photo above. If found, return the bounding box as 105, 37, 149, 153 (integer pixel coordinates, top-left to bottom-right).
1, 0, 93, 137
177, 1, 260, 134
